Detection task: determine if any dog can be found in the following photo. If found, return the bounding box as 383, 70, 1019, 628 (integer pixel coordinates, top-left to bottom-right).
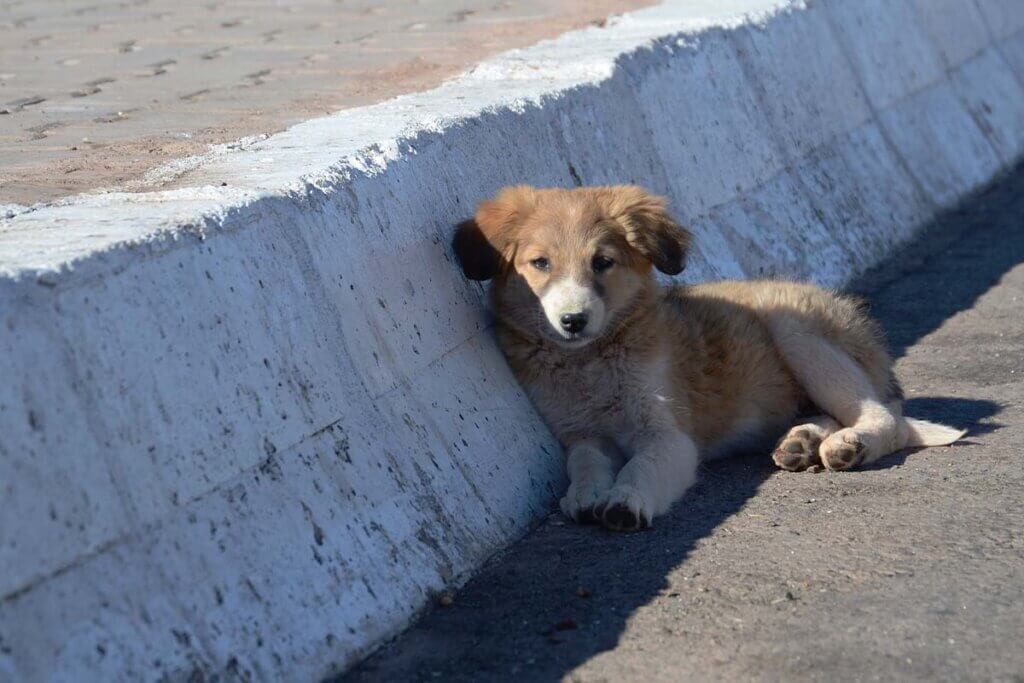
452, 185, 964, 531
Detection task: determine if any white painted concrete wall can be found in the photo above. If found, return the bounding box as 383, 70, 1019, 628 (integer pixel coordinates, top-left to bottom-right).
2, 0, 1023, 679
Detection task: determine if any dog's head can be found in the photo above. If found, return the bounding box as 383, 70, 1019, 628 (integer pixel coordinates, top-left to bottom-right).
452, 185, 691, 348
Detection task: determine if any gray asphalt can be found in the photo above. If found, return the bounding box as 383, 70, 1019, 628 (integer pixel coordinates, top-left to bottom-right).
341, 164, 1024, 683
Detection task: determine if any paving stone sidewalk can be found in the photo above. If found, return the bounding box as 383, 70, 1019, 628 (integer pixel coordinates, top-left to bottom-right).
0, 0, 648, 204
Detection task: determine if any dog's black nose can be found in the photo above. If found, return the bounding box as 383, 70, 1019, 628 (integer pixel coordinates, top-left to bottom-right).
560, 312, 588, 334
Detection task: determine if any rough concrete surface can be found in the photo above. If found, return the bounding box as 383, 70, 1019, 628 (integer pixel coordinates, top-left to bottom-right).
344, 164, 1024, 683
0, 0, 652, 204
2, 0, 1024, 680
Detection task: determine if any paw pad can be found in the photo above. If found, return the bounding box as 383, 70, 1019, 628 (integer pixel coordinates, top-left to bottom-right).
772, 431, 823, 472
821, 432, 866, 471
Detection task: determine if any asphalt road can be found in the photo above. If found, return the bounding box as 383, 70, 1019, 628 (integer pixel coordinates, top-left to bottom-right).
342, 164, 1024, 683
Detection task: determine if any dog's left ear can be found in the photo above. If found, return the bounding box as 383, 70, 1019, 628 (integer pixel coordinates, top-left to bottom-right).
452, 217, 502, 281
601, 186, 691, 275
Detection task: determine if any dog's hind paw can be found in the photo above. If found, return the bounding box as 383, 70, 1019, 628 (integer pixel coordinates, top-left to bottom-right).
595, 486, 653, 532
772, 418, 839, 472
772, 427, 823, 472
820, 428, 867, 471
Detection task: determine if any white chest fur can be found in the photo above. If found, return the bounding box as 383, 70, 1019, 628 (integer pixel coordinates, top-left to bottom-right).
519, 345, 676, 446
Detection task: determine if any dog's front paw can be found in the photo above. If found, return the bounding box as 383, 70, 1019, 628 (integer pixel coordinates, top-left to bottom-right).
560, 482, 611, 524
595, 486, 654, 532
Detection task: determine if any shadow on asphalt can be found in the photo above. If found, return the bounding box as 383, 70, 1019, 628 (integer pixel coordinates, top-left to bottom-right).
341, 163, 1023, 682
863, 397, 1002, 471
849, 161, 1024, 360
903, 396, 1003, 439
344, 453, 773, 683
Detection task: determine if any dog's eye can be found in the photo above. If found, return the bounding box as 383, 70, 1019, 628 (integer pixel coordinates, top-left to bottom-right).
592, 255, 614, 273
530, 257, 550, 271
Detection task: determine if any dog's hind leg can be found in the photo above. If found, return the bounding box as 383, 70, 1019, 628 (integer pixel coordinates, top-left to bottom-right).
772, 415, 840, 471
767, 319, 903, 470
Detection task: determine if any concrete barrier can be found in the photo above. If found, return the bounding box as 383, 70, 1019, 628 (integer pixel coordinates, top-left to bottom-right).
2, 0, 1023, 679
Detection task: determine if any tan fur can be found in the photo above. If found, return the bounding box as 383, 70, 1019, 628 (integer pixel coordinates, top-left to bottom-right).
453, 185, 963, 531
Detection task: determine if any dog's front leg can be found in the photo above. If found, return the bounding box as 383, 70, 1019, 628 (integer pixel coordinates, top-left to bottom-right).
560, 438, 625, 524
597, 429, 699, 531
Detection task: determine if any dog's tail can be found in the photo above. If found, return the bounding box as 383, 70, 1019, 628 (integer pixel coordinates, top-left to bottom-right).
902, 417, 967, 448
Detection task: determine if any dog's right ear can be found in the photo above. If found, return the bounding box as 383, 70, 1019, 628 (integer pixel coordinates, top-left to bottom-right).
452, 186, 535, 281
452, 217, 501, 281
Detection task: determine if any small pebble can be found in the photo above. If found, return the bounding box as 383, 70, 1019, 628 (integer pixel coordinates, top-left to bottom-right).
554, 618, 577, 631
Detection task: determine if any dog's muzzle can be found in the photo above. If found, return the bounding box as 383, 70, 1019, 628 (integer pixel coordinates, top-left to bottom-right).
541, 278, 605, 341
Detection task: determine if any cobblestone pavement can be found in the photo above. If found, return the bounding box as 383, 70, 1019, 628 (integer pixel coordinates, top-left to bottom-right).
0, 0, 649, 204
342, 164, 1024, 682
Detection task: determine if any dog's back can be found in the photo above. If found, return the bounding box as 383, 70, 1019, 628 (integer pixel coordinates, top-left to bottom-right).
678, 280, 900, 401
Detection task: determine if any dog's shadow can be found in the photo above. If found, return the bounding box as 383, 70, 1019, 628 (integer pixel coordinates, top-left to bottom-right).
343, 166, 1022, 683
345, 397, 1000, 682
345, 453, 772, 683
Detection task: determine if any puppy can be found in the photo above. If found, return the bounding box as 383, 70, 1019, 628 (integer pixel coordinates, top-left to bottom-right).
452, 185, 964, 531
